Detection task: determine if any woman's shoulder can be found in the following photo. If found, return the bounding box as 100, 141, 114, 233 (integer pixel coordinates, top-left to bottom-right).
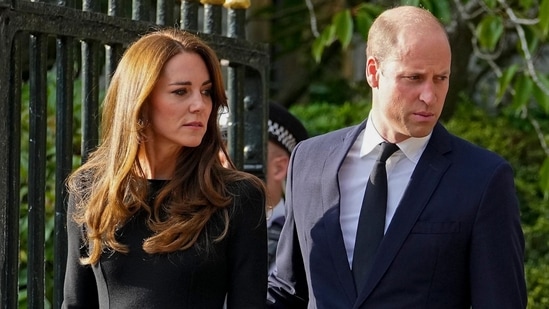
68, 167, 97, 192
223, 175, 265, 214
224, 177, 266, 230
226, 176, 265, 199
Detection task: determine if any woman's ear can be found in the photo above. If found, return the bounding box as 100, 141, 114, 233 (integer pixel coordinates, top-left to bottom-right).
139, 102, 150, 126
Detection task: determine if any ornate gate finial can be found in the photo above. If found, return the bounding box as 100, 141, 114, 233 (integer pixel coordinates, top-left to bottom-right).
200, 0, 225, 4
224, 0, 250, 9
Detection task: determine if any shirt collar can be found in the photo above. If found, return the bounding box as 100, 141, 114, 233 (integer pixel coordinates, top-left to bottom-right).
360, 115, 431, 164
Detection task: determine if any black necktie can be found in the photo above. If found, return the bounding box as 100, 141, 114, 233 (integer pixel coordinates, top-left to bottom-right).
352, 142, 399, 291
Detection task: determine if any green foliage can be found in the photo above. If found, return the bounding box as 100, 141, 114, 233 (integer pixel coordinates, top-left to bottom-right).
540, 158, 549, 200
476, 15, 504, 52
402, 0, 452, 23
532, 74, 549, 115
511, 73, 535, 112
497, 65, 518, 104
308, 78, 369, 105
312, 9, 354, 63
526, 261, 549, 308
312, 24, 336, 63
334, 9, 353, 49
289, 101, 370, 137
539, 0, 549, 37
354, 3, 382, 39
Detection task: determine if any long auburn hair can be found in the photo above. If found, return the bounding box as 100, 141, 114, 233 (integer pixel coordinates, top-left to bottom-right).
67, 28, 264, 265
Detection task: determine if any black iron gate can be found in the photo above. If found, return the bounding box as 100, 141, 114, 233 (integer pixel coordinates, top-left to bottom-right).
0, 0, 269, 307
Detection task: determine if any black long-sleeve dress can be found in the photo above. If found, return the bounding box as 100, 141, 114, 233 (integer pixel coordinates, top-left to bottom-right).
62, 179, 267, 309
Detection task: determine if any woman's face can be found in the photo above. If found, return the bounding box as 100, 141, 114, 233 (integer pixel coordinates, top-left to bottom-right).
146, 51, 213, 153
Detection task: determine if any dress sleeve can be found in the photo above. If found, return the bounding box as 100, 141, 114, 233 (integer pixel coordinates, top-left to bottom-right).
225, 180, 268, 309
62, 193, 99, 309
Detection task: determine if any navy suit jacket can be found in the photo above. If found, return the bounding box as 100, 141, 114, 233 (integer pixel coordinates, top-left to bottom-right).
267, 120, 527, 309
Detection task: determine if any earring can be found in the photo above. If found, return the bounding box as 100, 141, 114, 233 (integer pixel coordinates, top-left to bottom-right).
266, 205, 273, 221
138, 117, 149, 127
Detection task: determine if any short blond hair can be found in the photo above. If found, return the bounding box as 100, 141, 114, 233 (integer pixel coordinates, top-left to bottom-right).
366, 6, 448, 63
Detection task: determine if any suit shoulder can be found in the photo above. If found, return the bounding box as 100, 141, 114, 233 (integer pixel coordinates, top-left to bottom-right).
297, 126, 356, 151
451, 134, 507, 162
432, 123, 507, 164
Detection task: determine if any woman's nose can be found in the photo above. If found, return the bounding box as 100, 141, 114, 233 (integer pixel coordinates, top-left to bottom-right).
189, 92, 207, 112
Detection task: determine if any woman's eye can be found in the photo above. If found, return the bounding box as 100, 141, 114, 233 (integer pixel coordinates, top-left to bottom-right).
173, 89, 187, 96
202, 89, 212, 96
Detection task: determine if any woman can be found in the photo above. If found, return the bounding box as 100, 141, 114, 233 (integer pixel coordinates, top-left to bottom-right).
62, 28, 267, 308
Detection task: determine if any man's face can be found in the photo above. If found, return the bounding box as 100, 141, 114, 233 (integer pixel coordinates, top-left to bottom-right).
265, 141, 290, 206
367, 27, 451, 143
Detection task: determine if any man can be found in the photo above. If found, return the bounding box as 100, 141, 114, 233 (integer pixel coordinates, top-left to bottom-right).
267, 5, 527, 309
266, 103, 308, 273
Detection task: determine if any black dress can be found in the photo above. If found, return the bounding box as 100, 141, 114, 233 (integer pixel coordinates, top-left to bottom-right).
62, 179, 267, 309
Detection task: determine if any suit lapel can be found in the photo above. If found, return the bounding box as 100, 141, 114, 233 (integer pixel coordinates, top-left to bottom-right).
354, 124, 453, 307
320, 121, 367, 303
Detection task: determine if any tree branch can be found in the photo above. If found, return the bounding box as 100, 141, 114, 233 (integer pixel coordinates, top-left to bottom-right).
305, 0, 320, 38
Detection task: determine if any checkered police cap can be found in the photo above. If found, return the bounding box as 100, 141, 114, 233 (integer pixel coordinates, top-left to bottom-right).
268, 103, 308, 155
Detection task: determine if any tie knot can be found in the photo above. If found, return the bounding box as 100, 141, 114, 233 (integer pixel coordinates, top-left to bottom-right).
377, 142, 399, 163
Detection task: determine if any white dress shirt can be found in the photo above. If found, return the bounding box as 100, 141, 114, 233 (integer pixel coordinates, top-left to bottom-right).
338, 118, 430, 267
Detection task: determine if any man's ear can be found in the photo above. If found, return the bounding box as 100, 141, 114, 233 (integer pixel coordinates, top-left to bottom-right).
271, 155, 290, 181
366, 57, 380, 88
